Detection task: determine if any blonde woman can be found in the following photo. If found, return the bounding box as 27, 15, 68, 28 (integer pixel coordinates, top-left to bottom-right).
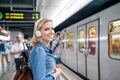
29, 18, 61, 80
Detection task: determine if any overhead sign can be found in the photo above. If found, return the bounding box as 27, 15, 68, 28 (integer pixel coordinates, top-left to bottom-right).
0, 11, 40, 21
5, 12, 40, 21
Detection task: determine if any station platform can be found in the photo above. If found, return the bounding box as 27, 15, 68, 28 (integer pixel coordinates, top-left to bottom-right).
0, 55, 82, 80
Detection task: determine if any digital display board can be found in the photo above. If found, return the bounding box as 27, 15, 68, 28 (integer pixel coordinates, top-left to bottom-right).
0, 11, 40, 21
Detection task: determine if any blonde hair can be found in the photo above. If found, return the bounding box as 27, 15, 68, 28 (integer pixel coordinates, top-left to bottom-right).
32, 18, 52, 46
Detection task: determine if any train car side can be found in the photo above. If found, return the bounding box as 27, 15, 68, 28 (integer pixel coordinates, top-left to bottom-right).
61, 2, 120, 80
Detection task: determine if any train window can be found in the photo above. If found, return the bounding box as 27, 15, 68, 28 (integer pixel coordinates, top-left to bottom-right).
88, 27, 96, 55
66, 33, 74, 51
109, 20, 120, 60
79, 30, 85, 53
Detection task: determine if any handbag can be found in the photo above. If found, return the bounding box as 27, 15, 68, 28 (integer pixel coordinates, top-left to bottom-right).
13, 64, 33, 80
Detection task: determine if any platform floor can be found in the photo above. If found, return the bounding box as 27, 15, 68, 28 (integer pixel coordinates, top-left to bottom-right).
61, 64, 82, 80
0, 54, 82, 80
0, 54, 15, 80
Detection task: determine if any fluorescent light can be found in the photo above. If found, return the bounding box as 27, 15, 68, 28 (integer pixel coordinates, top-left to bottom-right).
53, 0, 92, 27
0, 35, 10, 41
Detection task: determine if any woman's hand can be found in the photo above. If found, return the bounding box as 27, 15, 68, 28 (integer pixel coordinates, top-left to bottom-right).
55, 68, 62, 78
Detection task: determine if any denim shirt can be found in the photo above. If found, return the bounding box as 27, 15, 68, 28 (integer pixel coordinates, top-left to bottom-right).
29, 42, 56, 80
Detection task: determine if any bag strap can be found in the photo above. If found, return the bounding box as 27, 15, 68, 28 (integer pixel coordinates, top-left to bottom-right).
56, 39, 59, 48
23, 43, 25, 50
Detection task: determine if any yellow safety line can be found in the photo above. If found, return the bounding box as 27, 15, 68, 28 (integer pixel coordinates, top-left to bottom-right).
61, 70, 71, 80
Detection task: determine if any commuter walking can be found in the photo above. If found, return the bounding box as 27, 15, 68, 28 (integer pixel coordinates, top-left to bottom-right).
10, 35, 27, 70
51, 31, 63, 80
0, 40, 10, 65
29, 18, 62, 80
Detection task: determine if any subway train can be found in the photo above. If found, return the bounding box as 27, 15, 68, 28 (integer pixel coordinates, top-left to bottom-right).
61, 2, 120, 80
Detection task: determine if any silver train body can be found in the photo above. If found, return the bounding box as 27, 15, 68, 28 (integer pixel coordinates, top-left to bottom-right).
61, 2, 120, 80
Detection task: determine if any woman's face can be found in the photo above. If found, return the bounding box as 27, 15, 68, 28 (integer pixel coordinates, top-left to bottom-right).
40, 21, 55, 43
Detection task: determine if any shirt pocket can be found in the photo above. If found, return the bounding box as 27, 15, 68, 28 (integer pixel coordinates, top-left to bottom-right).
46, 55, 55, 70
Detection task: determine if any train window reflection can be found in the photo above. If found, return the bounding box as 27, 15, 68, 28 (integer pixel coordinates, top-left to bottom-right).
88, 26, 96, 55
109, 20, 120, 60
66, 33, 74, 51
79, 30, 85, 53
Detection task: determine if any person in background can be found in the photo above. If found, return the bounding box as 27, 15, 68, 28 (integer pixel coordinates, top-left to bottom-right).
10, 35, 27, 70
29, 18, 62, 80
0, 40, 10, 65
111, 42, 120, 59
24, 39, 32, 55
51, 31, 63, 80
23, 39, 32, 63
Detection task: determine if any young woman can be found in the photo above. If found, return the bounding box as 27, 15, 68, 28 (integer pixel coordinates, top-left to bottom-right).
29, 18, 61, 80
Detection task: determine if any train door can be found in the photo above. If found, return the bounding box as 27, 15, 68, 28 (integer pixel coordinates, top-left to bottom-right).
77, 25, 86, 76
65, 28, 77, 71
77, 20, 99, 80
86, 20, 99, 80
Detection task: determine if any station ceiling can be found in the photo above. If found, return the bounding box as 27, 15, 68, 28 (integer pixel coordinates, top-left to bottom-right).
55, 0, 120, 31
0, 0, 120, 38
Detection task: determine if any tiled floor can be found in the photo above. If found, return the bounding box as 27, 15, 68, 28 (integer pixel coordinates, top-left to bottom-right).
0, 54, 15, 80
0, 54, 82, 80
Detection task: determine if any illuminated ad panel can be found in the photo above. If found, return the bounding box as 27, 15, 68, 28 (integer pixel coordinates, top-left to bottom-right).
0, 29, 9, 36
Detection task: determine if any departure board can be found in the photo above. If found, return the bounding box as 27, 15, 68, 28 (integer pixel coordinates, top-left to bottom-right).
0, 11, 40, 21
